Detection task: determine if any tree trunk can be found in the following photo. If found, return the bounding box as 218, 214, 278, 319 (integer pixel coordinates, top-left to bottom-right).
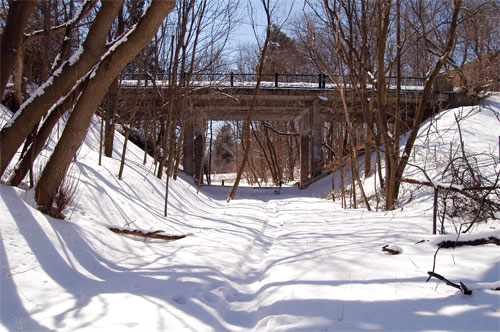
8, 82, 84, 186
393, 0, 462, 205
0, 1, 123, 178
103, 7, 124, 158
118, 59, 144, 180
227, 0, 272, 202
35, 0, 176, 212
0, 0, 37, 99
104, 77, 119, 158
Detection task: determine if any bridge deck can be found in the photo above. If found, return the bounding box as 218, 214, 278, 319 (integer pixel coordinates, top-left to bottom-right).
118, 84, 455, 122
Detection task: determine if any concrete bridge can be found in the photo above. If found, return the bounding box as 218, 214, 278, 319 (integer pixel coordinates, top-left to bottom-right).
118, 73, 475, 186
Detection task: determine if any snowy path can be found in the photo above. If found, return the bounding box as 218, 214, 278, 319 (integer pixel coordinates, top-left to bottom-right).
2, 182, 499, 331
155, 185, 499, 331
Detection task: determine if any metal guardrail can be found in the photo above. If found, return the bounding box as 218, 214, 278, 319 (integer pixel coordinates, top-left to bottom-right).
119, 72, 426, 89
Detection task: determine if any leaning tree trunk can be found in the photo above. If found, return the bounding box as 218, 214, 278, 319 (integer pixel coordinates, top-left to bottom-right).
35, 0, 176, 213
8, 82, 85, 186
394, 0, 462, 201
8, 5, 94, 187
0, 1, 123, 178
227, 1, 272, 203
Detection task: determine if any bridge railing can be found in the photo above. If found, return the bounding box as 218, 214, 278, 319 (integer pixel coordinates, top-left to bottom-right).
119, 72, 426, 90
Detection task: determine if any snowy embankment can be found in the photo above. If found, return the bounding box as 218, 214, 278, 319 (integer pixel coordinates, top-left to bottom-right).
1, 95, 499, 331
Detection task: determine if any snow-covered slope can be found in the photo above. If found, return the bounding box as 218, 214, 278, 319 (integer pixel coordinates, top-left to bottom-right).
1, 95, 499, 331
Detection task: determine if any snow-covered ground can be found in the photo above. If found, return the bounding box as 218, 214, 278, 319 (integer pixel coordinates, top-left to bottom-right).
1, 95, 499, 331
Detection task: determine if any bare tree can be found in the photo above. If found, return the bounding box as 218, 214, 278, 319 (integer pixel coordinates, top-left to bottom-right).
35, 0, 176, 216
0, 0, 37, 99
6, 1, 97, 187
103, 6, 125, 158
227, 0, 272, 202
302, 0, 462, 210
394, 0, 463, 207
0, 0, 124, 179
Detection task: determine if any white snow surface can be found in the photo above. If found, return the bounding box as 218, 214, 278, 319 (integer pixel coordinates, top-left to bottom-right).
1, 95, 500, 331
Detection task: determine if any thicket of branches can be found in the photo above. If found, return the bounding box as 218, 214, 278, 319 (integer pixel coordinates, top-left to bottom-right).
219, 0, 499, 212
0, 0, 237, 217
1, 0, 499, 222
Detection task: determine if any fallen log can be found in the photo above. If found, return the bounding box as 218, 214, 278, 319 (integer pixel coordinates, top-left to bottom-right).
108, 227, 186, 241
427, 271, 472, 295
438, 237, 500, 248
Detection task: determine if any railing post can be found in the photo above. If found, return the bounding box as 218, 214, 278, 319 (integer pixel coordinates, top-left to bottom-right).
318, 73, 322, 89
275, 73, 279, 88
230, 72, 234, 87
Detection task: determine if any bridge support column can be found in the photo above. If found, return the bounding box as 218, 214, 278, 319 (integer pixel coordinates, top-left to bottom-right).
183, 123, 194, 176
311, 99, 323, 178
299, 112, 310, 187
183, 103, 195, 176
182, 102, 205, 181
193, 120, 205, 183
299, 100, 323, 188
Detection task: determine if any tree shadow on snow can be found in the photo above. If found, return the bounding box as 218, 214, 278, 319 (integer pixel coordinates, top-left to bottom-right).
2, 186, 499, 331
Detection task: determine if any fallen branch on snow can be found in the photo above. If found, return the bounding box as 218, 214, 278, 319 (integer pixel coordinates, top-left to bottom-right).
427, 271, 472, 295
438, 237, 500, 248
108, 227, 186, 241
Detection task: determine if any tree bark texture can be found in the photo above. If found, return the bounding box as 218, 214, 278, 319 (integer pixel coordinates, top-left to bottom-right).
0, 0, 37, 98
35, 0, 176, 211
7, 82, 85, 186
0, 0, 123, 178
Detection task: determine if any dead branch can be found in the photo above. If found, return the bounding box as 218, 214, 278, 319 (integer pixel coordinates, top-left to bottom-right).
401, 178, 497, 192
22, 1, 97, 46
438, 237, 500, 248
108, 227, 186, 241
382, 245, 401, 255
427, 271, 472, 295
400, 178, 500, 209
262, 122, 299, 136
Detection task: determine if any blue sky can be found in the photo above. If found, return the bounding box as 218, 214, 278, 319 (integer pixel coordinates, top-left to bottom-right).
226, 0, 302, 52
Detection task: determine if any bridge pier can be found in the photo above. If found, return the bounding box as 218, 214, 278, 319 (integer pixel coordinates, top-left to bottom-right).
193, 120, 205, 182
300, 115, 310, 187
183, 118, 194, 176
299, 98, 323, 187
311, 99, 323, 178
182, 104, 205, 183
